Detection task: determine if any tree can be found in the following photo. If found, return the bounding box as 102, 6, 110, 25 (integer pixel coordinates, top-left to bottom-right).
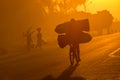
90, 10, 113, 35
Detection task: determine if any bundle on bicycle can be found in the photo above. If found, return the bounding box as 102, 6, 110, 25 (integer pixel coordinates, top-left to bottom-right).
55, 18, 92, 65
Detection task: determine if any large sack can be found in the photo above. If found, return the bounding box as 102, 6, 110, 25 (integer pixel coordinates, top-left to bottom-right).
55, 22, 70, 34
57, 32, 92, 48
77, 19, 89, 32
57, 35, 69, 48
79, 32, 92, 43
55, 19, 89, 34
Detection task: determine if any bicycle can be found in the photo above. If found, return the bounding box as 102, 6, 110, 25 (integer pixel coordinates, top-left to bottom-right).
69, 45, 80, 65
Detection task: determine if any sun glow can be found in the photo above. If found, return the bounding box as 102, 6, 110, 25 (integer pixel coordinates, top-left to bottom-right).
44, 6, 49, 14
76, 5, 85, 12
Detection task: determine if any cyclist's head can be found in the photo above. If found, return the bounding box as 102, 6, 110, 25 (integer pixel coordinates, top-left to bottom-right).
37, 27, 41, 31
70, 18, 76, 22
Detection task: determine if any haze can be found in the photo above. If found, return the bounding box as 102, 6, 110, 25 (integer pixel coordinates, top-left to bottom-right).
0, 0, 120, 49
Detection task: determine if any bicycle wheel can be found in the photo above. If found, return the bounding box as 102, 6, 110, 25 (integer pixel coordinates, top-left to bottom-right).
70, 51, 74, 65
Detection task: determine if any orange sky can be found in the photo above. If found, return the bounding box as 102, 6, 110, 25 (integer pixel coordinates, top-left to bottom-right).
86, 0, 120, 20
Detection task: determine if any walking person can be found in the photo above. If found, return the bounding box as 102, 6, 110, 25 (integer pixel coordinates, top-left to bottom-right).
24, 27, 34, 51
36, 27, 43, 48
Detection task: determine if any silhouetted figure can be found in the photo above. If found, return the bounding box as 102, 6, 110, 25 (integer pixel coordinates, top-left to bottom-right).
36, 27, 43, 48
55, 18, 92, 65
24, 27, 34, 51
67, 19, 81, 64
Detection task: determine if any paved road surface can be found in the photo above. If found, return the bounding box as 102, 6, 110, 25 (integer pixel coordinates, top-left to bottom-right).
0, 33, 120, 80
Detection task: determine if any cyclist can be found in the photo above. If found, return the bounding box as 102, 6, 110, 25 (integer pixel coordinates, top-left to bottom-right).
66, 18, 81, 65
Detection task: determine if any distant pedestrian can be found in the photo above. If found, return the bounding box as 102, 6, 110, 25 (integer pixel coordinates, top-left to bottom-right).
23, 27, 34, 51
36, 27, 43, 48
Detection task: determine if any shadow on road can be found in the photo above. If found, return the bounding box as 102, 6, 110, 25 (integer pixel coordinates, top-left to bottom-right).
42, 64, 86, 80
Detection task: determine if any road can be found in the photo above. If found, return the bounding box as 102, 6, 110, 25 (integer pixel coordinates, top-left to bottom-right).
0, 33, 120, 80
